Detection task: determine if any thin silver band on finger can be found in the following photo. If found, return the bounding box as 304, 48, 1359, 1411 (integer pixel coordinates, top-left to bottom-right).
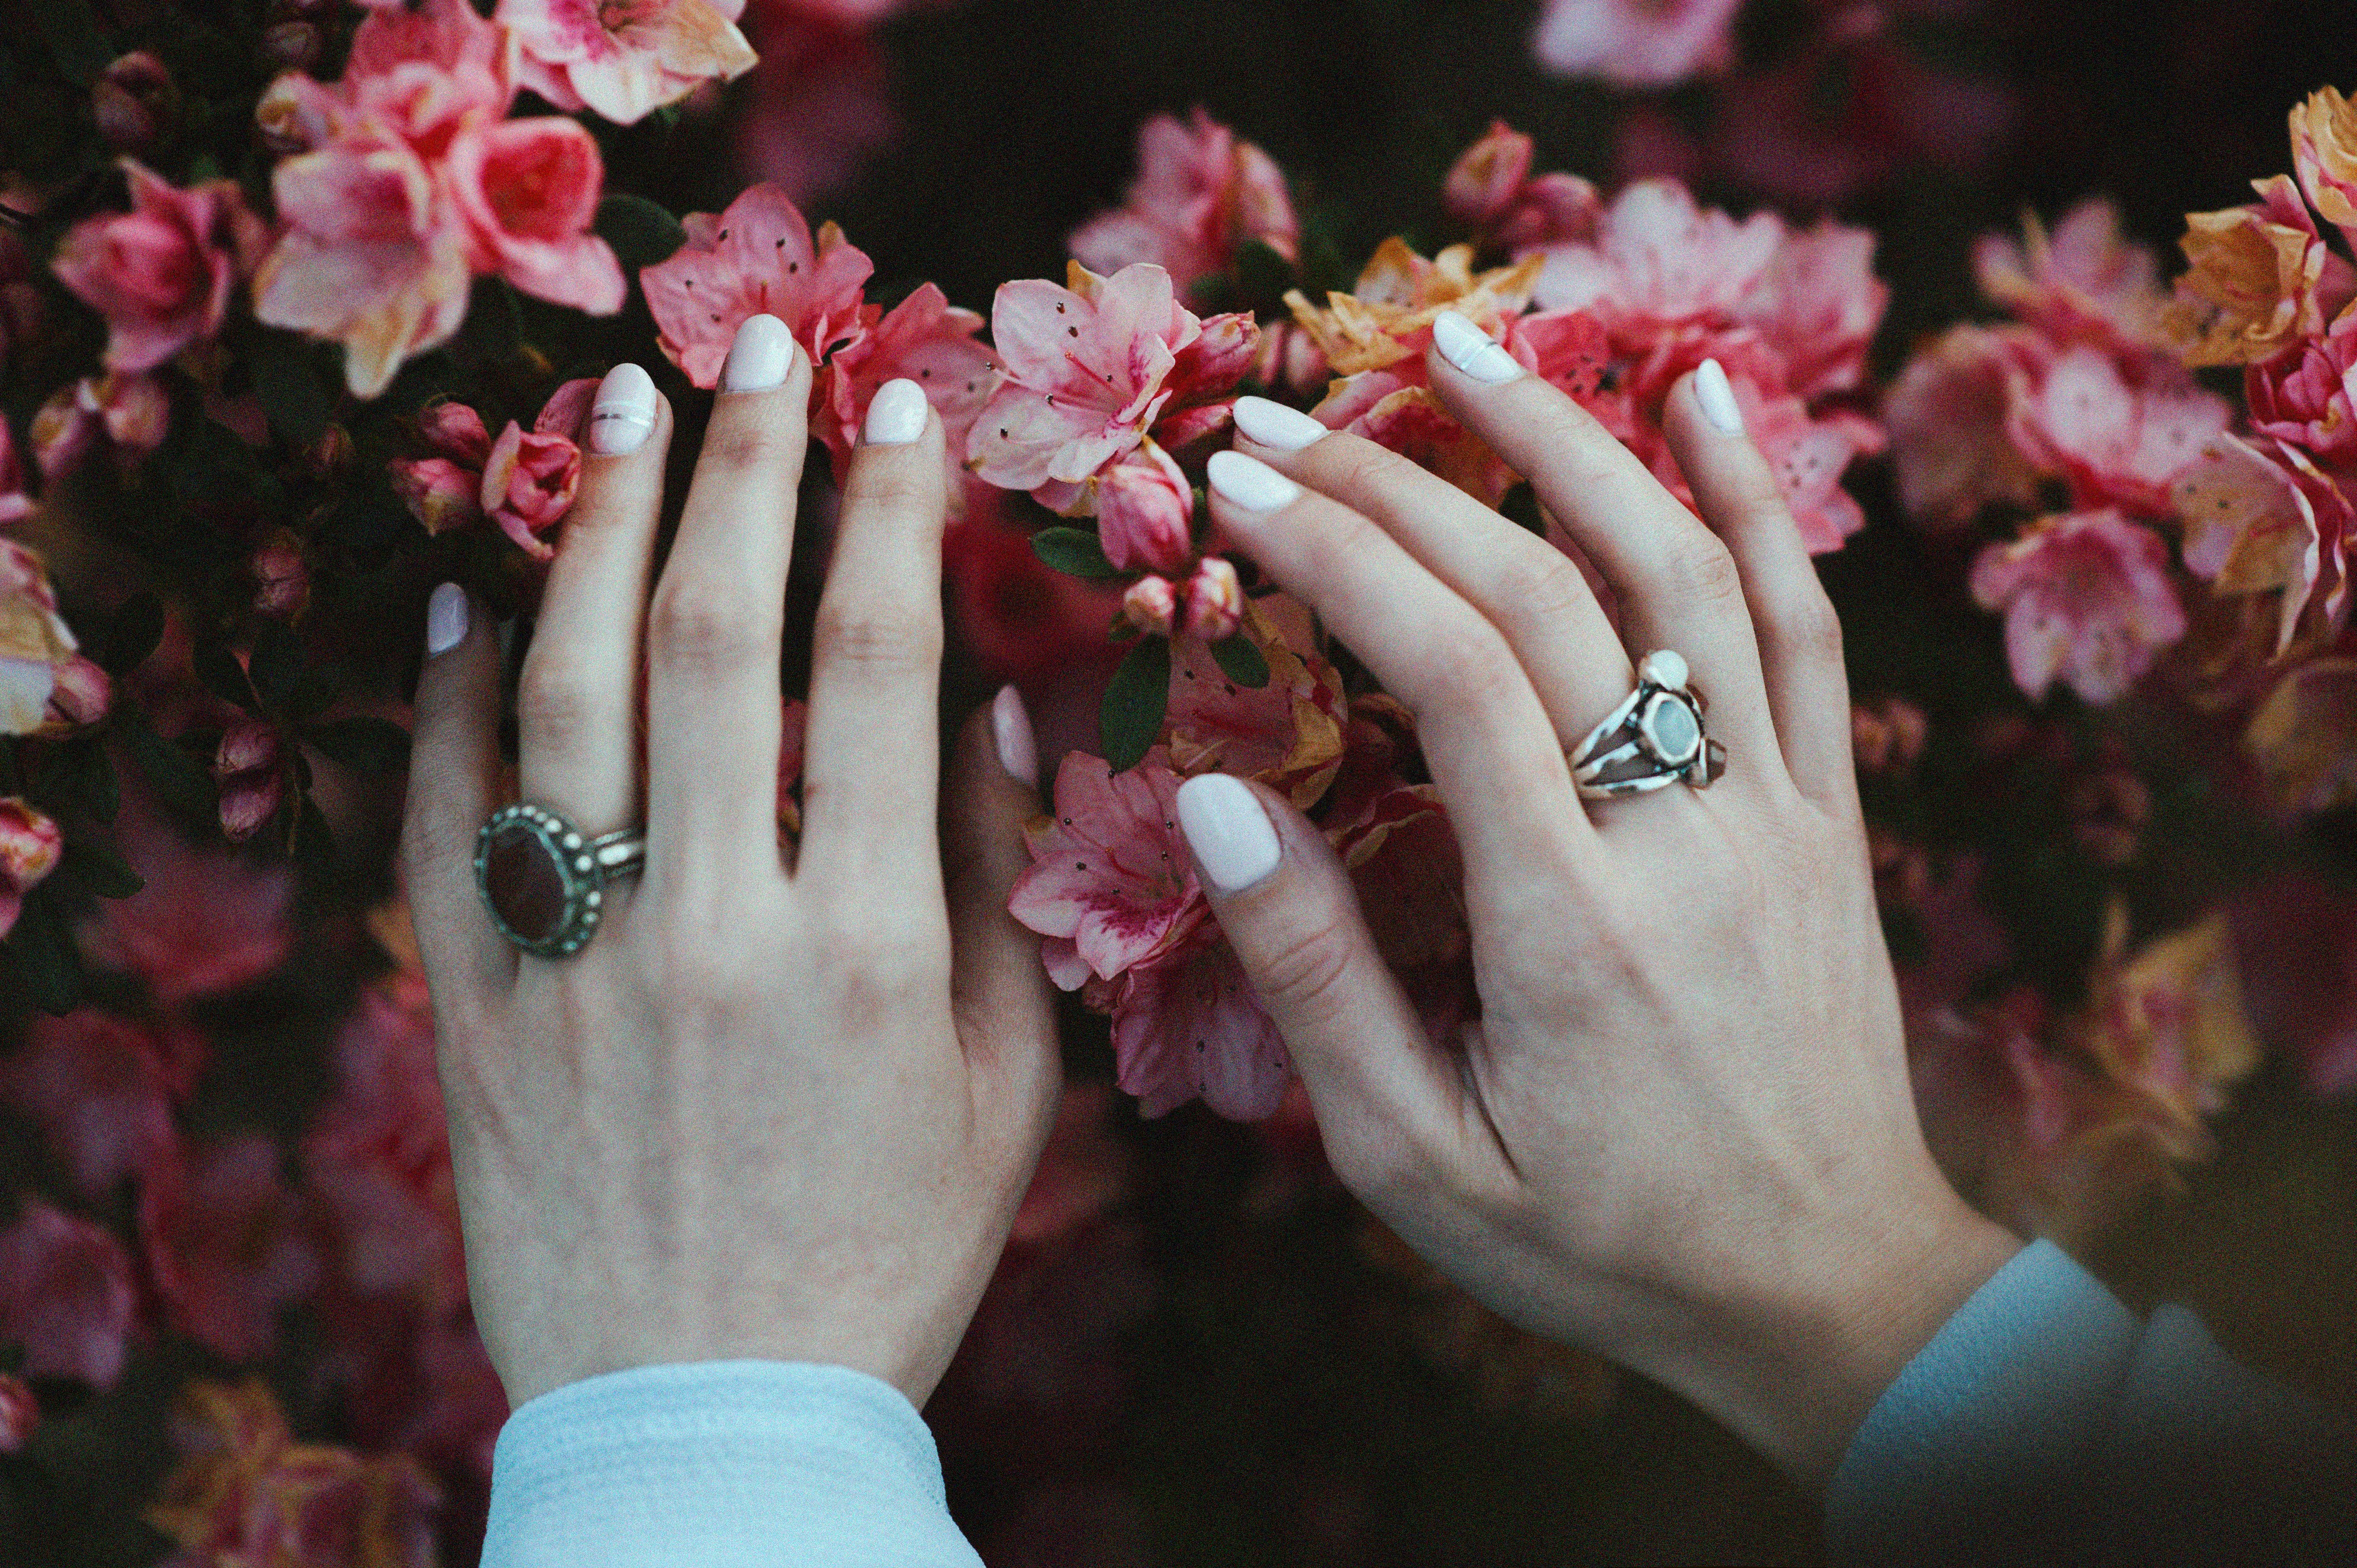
476, 802, 645, 958
1568, 649, 1727, 801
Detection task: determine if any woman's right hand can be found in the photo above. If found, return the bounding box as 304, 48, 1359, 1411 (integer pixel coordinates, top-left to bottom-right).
1182, 318, 2021, 1489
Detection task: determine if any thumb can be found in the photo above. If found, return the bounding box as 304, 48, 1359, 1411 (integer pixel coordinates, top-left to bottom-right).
944, 685, 1061, 1147
1174, 772, 1472, 1198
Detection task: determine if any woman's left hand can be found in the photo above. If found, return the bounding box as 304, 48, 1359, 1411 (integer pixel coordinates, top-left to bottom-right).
399, 315, 1061, 1410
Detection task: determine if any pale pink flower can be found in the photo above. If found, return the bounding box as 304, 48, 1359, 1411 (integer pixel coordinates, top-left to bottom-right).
1105, 937, 1292, 1120
1885, 323, 2046, 530
1071, 110, 1300, 298
641, 183, 874, 388
1121, 574, 1179, 637
1008, 751, 1206, 988
1093, 441, 1193, 573
1972, 199, 2171, 360
2008, 346, 2229, 516
1533, 0, 1740, 88
213, 718, 284, 843
1731, 219, 1888, 400
0, 543, 78, 737
0, 1375, 35, 1452
479, 420, 581, 559
1444, 121, 1600, 249
139, 1136, 321, 1363
1181, 557, 1242, 641
80, 803, 294, 1005
51, 161, 266, 374
0, 796, 60, 939
1969, 509, 2188, 705
812, 282, 993, 482
0, 1201, 137, 1386
4, 1010, 191, 1196
1528, 177, 1785, 340
499, 0, 757, 126
969, 262, 1211, 511
441, 116, 626, 314
92, 371, 169, 460
0, 418, 32, 527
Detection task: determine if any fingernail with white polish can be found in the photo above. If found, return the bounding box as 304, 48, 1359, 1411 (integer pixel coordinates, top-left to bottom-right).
425, 582, 468, 656
991, 683, 1037, 787
1177, 772, 1282, 894
1430, 310, 1523, 384
589, 362, 657, 454
1232, 395, 1329, 452
865, 378, 930, 446
1694, 357, 1745, 435
1206, 450, 1300, 513
722, 313, 794, 393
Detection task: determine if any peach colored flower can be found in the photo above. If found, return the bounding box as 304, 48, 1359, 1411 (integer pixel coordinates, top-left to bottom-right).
1008, 750, 1206, 989
1969, 509, 2187, 705
1532, 0, 1740, 87
1070, 110, 1299, 299
641, 182, 874, 388
50, 161, 266, 374
0, 1201, 137, 1386
2246, 656, 2357, 815
1164, 598, 1347, 809
2077, 907, 2259, 1137
500, 0, 757, 126
2169, 174, 2357, 367
2173, 432, 2353, 649
2291, 85, 2357, 249
1972, 199, 2173, 359
1287, 239, 1545, 379
442, 116, 626, 315
138, 1136, 321, 1363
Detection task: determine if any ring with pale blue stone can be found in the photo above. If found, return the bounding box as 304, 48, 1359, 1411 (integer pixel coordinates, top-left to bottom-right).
475, 802, 645, 958
1568, 650, 1727, 800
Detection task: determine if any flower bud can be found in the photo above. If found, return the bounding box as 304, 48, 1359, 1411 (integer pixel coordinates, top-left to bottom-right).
92, 52, 178, 154
95, 374, 168, 460
306, 423, 354, 478
251, 530, 310, 619
389, 456, 483, 536
0, 798, 64, 929
413, 400, 492, 463
30, 386, 97, 484
1446, 120, 1535, 229
260, 20, 323, 73
1094, 442, 1194, 574
44, 656, 112, 730
480, 422, 580, 560
214, 719, 283, 843
1121, 574, 1179, 637
1182, 556, 1243, 641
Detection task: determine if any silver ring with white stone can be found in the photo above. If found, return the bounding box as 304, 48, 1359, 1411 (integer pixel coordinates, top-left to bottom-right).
474, 802, 646, 958
1568, 649, 1726, 800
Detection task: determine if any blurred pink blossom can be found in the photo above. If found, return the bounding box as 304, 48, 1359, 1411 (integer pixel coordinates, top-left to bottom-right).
0, 1375, 35, 1452
1071, 110, 1300, 301
1529, 178, 1783, 339
50, 160, 265, 374
1972, 200, 2172, 360
3, 1010, 197, 1196
1969, 509, 2188, 704
640, 183, 874, 388
2006, 346, 2229, 517
1180, 557, 1242, 642
1532, 0, 1740, 87
498, 0, 756, 125
0, 1201, 137, 1386
1885, 323, 2047, 530
1445, 121, 1599, 250
80, 803, 294, 1005
442, 117, 627, 315
138, 1135, 321, 1363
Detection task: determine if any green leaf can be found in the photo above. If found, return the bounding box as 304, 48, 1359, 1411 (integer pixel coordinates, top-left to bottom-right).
122, 712, 220, 818
595, 193, 687, 272
304, 715, 411, 775
1209, 633, 1271, 689
1099, 635, 1171, 773
1031, 527, 1121, 579
246, 620, 306, 710
3, 892, 82, 1015
246, 333, 335, 451
95, 592, 164, 678
61, 838, 142, 900
192, 641, 260, 714
31, 0, 111, 86
289, 793, 336, 875
1232, 240, 1297, 306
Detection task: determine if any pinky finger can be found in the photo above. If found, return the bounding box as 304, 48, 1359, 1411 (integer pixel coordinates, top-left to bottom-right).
400, 583, 513, 1002
1663, 361, 1858, 813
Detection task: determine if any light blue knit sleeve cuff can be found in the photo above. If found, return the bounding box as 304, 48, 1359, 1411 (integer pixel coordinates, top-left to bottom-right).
1824, 1239, 2135, 1564
479, 1360, 984, 1568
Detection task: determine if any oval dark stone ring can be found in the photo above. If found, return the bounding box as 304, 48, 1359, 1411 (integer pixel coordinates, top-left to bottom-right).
474, 802, 645, 958
1567, 649, 1728, 801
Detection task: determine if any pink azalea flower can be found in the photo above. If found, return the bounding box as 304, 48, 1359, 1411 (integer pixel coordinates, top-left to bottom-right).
1531, 0, 1740, 87
1885, 323, 2047, 530
499, 0, 757, 126
0, 1374, 35, 1452
1093, 441, 1193, 574
1731, 219, 1888, 400
139, 1136, 321, 1363
813, 282, 994, 482
1105, 936, 1293, 1120
2008, 345, 2229, 516
302, 977, 465, 1313
0, 418, 32, 527
3, 1010, 195, 1196
641, 183, 875, 388
441, 117, 626, 314
2247, 314, 2357, 460
969, 262, 1219, 512
1164, 600, 1348, 806
1008, 750, 1206, 988
0, 1201, 138, 1386
0, 795, 62, 935
1445, 121, 1600, 249
1972, 199, 2172, 361
1527, 177, 1785, 341
50, 160, 266, 375
1070, 110, 1300, 300
480, 419, 581, 560
79, 802, 294, 1005
1969, 509, 2188, 705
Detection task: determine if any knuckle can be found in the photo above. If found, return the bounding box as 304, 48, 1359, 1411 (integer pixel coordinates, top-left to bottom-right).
846, 465, 942, 518
1489, 545, 1593, 628
651, 582, 768, 669
814, 601, 940, 674
1249, 912, 1359, 1023
1322, 440, 1409, 499
701, 420, 799, 475
1661, 531, 1745, 606
1424, 623, 1521, 708
1780, 586, 1845, 664
515, 664, 595, 747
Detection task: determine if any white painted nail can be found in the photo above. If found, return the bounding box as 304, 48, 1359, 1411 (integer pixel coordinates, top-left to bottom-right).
589, 362, 657, 454
1177, 772, 1282, 895
1232, 395, 1329, 452
1694, 357, 1744, 435
1206, 450, 1300, 513
991, 683, 1037, 787
1430, 310, 1523, 384
425, 582, 468, 656
864, 378, 930, 446
722, 313, 795, 393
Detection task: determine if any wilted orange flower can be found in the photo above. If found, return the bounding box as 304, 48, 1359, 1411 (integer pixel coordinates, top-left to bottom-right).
1283, 239, 1543, 376
2169, 175, 2354, 366
2077, 906, 2261, 1139
2291, 86, 2357, 242
2246, 656, 2357, 814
